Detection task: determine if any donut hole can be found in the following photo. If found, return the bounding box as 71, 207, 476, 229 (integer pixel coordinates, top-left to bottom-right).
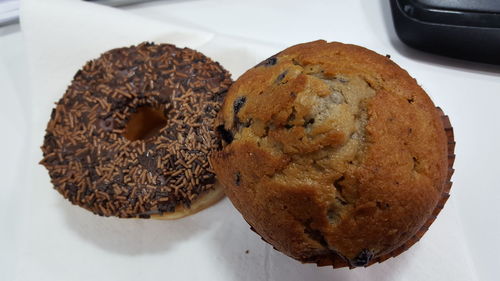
123, 106, 168, 141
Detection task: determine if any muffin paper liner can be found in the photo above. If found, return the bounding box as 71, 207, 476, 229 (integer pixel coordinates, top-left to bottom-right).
247, 107, 455, 269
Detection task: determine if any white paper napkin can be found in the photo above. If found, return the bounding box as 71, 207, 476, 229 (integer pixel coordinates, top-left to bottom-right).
13, 0, 478, 280
0, 0, 19, 25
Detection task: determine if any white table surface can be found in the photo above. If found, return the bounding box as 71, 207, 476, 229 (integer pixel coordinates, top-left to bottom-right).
1, 1, 499, 281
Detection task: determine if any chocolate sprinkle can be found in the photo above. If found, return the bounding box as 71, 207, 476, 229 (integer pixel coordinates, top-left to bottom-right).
40, 42, 232, 218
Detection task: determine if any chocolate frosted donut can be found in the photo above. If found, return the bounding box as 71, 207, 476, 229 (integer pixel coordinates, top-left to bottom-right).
40, 42, 232, 219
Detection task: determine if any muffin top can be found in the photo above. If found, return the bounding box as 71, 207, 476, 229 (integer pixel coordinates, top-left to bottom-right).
211, 40, 448, 267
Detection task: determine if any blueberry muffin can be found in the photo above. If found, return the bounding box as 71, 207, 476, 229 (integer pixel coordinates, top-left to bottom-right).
211, 40, 451, 267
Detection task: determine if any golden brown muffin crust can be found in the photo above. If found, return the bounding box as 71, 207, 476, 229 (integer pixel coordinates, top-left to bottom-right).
211, 40, 448, 267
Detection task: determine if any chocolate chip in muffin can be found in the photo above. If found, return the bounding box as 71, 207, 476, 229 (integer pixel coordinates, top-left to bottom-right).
216, 125, 234, 144
304, 118, 315, 127
255, 56, 278, 68
233, 96, 247, 115
235, 172, 241, 186
233, 96, 248, 128
304, 220, 329, 248
276, 70, 288, 83
333, 176, 348, 205
350, 249, 374, 267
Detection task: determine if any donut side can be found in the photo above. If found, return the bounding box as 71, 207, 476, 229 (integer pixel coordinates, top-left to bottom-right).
151, 181, 225, 219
